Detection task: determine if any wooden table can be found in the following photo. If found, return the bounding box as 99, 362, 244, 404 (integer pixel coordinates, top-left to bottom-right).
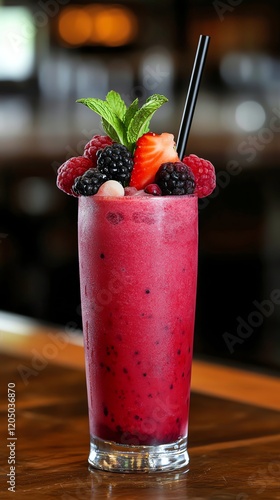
1, 312, 280, 499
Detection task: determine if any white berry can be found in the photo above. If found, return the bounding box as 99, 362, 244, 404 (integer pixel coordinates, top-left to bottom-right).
96, 180, 125, 197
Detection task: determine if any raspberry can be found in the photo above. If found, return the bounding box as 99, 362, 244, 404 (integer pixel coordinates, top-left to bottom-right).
144, 184, 162, 196
73, 169, 107, 196
155, 162, 195, 196
182, 154, 216, 198
83, 135, 113, 165
56, 156, 93, 196
97, 143, 134, 187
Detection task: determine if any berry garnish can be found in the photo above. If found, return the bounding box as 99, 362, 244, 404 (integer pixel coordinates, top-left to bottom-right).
124, 186, 138, 196
96, 143, 134, 187
155, 161, 195, 196
56, 156, 93, 196
96, 180, 125, 197
73, 169, 107, 196
77, 91, 168, 153
144, 184, 162, 196
182, 154, 216, 198
83, 135, 113, 164
129, 133, 180, 190
56, 90, 215, 199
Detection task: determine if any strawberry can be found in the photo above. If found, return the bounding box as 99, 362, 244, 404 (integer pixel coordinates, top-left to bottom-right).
129, 132, 180, 190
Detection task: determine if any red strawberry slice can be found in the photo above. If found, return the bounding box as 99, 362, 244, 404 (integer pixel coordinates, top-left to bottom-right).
130, 132, 179, 190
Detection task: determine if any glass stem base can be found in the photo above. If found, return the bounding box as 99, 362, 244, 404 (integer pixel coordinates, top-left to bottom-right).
88, 435, 189, 473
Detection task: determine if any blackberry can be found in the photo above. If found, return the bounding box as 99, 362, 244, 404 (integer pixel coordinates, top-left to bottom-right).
96, 143, 134, 187
73, 169, 107, 196
155, 162, 196, 196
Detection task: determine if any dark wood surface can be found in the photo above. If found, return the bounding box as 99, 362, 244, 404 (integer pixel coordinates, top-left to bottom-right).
1, 313, 280, 499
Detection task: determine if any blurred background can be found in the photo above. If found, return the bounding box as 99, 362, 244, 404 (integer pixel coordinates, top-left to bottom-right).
1, 0, 280, 373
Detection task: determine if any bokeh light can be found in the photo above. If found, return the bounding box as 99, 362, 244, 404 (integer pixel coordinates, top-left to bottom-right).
220, 52, 274, 88
57, 5, 138, 48
0, 7, 35, 80
15, 177, 55, 215
58, 7, 93, 47
235, 100, 266, 132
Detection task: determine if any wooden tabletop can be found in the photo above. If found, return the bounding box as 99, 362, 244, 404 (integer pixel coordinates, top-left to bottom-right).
1, 311, 280, 499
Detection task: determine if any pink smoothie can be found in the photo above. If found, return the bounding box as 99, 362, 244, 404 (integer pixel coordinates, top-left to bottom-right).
78, 194, 198, 446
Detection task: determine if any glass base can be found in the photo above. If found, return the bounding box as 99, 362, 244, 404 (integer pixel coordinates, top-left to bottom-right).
88, 435, 189, 473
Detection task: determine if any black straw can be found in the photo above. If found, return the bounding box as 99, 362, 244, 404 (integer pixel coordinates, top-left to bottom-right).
177, 35, 210, 160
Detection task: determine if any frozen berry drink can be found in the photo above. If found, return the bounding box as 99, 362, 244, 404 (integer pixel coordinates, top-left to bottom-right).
56, 90, 216, 471
78, 193, 197, 470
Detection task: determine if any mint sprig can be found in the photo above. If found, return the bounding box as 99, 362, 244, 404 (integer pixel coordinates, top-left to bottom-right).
76, 92, 168, 152
126, 94, 168, 144
124, 98, 139, 129
105, 90, 126, 121
76, 97, 126, 144
101, 91, 127, 142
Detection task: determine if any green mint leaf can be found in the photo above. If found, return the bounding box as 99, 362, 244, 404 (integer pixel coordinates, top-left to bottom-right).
127, 94, 168, 144
101, 118, 121, 143
106, 91, 127, 121
141, 121, 150, 136
76, 97, 125, 143
124, 98, 139, 129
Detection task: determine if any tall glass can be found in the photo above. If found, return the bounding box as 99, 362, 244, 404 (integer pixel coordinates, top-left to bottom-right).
78, 193, 198, 472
